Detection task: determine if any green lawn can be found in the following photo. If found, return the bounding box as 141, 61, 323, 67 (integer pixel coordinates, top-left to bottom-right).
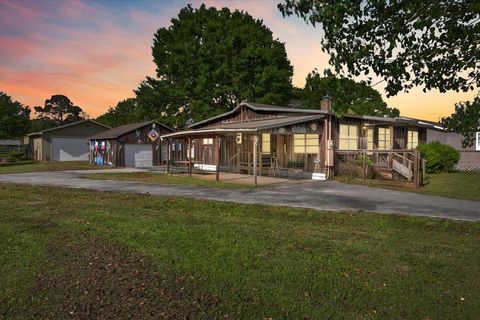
1, 184, 479, 319
0, 161, 94, 174
337, 172, 480, 201
82, 172, 251, 189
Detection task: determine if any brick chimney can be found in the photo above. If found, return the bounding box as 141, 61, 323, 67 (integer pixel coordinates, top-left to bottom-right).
320, 95, 331, 112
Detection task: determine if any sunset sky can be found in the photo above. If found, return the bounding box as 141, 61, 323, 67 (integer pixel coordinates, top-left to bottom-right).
0, 0, 477, 121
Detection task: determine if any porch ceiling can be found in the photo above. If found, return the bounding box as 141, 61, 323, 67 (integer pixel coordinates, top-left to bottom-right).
161, 114, 325, 139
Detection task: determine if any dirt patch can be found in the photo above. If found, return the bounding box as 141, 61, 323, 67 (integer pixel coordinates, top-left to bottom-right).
30, 233, 221, 319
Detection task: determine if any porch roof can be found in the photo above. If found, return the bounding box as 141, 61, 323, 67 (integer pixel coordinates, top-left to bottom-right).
161, 114, 325, 139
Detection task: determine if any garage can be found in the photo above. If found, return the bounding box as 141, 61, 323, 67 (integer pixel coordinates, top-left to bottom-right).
88, 120, 175, 168
124, 144, 153, 168
52, 137, 89, 161
28, 120, 110, 162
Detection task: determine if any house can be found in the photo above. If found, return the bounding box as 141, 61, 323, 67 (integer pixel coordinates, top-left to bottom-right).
88, 120, 175, 168
161, 98, 433, 185
0, 139, 22, 152
28, 120, 110, 161
424, 123, 480, 171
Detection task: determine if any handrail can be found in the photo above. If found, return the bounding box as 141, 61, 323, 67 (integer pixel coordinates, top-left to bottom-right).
335, 149, 416, 153
228, 152, 240, 162
392, 152, 413, 164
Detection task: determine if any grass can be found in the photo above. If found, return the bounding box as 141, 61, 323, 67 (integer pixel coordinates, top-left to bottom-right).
82, 172, 252, 189
336, 172, 480, 201
0, 161, 94, 174
1, 184, 479, 319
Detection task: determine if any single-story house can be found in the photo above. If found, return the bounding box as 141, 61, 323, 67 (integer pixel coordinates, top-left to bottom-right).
161, 98, 436, 185
88, 120, 175, 168
0, 139, 22, 152
28, 120, 110, 161
422, 121, 480, 171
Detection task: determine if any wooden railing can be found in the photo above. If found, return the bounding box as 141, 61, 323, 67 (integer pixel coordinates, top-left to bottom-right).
335, 149, 424, 187
228, 151, 272, 175
228, 151, 252, 174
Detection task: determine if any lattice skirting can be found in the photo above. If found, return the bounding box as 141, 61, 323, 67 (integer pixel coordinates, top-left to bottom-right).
454, 164, 480, 172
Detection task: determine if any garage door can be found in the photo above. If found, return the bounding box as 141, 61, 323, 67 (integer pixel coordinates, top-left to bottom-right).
52, 137, 89, 161
124, 144, 153, 168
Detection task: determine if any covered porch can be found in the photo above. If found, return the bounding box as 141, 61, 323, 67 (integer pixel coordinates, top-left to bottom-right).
161, 114, 327, 186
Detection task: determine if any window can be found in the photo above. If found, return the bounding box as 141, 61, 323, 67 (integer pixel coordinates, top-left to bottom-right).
261, 133, 270, 154
339, 124, 358, 150
203, 138, 213, 145
407, 130, 418, 149
366, 128, 374, 150
378, 127, 390, 150
294, 134, 319, 154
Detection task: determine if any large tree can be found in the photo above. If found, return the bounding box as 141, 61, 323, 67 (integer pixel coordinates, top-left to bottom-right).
301, 70, 399, 117
0, 92, 31, 138
278, 0, 479, 96
34, 95, 85, 125
136, 4, 293, 128
96, 98, 139, 128
441, 95, 480, 148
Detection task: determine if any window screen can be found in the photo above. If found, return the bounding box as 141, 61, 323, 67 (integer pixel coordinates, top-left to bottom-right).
293, 134, 319, 154
262, 133, 270, 154
339, 124, 358, 150
378, 127, 390, 150
407, 130, 418, 149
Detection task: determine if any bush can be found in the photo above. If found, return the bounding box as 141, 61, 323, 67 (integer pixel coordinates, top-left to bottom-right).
417, 141, 460, 173
10, 151, 25, 160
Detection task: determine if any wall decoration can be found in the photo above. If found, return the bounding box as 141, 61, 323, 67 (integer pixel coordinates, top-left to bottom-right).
292, 125, 307, 133
148, 128, 159, 141
278, 127, 285, 134
236, 133, 242, 144
311, 123, 318, 131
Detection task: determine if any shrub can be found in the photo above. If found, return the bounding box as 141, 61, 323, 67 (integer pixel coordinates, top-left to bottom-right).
10, 151, 25, 160
417, 141, 460, 173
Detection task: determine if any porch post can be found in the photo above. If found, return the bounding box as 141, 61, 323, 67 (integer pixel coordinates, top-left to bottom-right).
215, 135, 220, 182
188, 136, 192, 176
253, 134, 258, 187
166, 139, 170, 174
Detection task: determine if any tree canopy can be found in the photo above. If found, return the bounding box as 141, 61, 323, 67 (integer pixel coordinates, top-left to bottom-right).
278, 0, 479, 97
34, 95, 85, 125
300, 70, 399, 117
441, 95, 480, 148
0, 92, 31, 138
136, 4, 293, 128
96, 98, 139, 128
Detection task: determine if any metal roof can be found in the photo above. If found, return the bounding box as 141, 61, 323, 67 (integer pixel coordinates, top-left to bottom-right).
347, 114, 444, 129
89, 120, 174, 140
161, 114, 325, 139
28, 119, 110, 136
0, 139, 21, 145
188, 102, 327, 129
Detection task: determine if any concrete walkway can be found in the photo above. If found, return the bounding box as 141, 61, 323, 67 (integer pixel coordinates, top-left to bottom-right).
1, 169, 479, 222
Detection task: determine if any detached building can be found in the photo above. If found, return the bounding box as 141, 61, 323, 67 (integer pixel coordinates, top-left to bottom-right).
28, 120, 110, 161
88, 120, 174, 168
0, 139, 22, 152
425, 126, 480, 171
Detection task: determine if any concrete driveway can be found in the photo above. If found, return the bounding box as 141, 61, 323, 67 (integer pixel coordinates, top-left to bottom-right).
1, 169, 479, 222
